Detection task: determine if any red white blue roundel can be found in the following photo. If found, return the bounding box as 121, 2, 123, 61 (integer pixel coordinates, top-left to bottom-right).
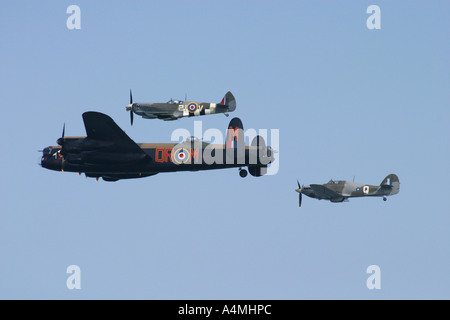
173, 148, 190, 164
187, 102, 199, 113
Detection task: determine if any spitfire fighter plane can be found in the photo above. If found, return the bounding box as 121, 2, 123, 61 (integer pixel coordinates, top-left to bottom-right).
295, 175, 400, 207
40, 112, 273, 182
125, 91, 236, 125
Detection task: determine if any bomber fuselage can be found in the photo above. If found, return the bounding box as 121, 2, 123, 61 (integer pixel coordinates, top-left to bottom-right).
41, 140, 272, 181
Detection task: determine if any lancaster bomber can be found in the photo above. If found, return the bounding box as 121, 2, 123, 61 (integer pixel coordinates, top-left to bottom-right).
125, 91, 236, 125
40, 112, 273, 182
295, 175, 400, 207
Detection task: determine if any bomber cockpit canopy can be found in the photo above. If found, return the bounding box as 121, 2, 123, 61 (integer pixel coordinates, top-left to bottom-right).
42, 146, 59, 156
178, 136, 210, 148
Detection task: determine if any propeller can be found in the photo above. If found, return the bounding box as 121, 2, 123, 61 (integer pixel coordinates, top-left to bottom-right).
297, 179, 303, 208
127, 89, 134, 126
56, 124, 67, 171
130, 108, 134, 126
57, 123, 66, 146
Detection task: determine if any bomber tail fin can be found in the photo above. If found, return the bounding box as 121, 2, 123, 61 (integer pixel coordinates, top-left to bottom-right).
219, 91, 236, 111
248, 135, 268, 177
225, 117, 244, 149
380, 174, 400, 195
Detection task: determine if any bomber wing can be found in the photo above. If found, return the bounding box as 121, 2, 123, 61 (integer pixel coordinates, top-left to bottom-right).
82, 111, 147, 155
309, 184, 344, 200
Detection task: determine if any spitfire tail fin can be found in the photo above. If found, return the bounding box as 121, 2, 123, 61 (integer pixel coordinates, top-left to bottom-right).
380, 174, 400, 195
220, 91, 236, 111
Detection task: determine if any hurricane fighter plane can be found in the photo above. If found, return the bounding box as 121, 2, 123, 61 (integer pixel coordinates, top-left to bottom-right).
125, 91, 236, 124
295, 175, 400, 207
40, 112, 273, 182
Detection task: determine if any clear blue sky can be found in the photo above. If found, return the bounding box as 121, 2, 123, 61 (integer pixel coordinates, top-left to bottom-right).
0, 0, 448, 299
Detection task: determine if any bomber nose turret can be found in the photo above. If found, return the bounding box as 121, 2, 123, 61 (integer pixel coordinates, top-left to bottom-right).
40, 147, 63, 171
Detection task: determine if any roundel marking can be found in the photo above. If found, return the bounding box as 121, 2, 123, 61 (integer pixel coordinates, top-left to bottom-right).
187, 102, 199, 113
173, 148, 190, 164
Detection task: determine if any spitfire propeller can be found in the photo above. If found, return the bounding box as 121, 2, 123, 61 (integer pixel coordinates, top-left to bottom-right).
126, 89, 134, 126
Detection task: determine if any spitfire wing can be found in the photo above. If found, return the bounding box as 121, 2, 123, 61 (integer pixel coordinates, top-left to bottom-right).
82, 111, 147, 154
139, 103, 181, 120
141, 109, 181, 121
309, 184, 343, 200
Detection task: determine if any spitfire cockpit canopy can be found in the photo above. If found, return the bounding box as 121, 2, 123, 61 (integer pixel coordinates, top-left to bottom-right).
167, 99, 182, 104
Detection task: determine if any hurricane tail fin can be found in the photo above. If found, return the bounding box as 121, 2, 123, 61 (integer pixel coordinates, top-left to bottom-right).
380, 174, 400, 195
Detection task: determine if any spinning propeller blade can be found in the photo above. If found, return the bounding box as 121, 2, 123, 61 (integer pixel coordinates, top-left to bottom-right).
129, 89, 134, 126
297, 180, 303, 207
57, 123, 66, 146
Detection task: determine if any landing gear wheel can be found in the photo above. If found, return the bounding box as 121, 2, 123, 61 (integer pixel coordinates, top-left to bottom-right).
383, 196, 387, 201
239, 169, 248, 178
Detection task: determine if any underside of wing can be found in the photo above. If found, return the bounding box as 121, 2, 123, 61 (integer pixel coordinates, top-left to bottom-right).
160, 115, 179, 121
138, 104, 179, 115
82, 111, 147, 155
142, 111, 180, 120
143, 109, 173, 115
309, 184, 343, 200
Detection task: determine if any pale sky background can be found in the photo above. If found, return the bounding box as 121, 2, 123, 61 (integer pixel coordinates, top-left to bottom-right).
0, 1, 449, 299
